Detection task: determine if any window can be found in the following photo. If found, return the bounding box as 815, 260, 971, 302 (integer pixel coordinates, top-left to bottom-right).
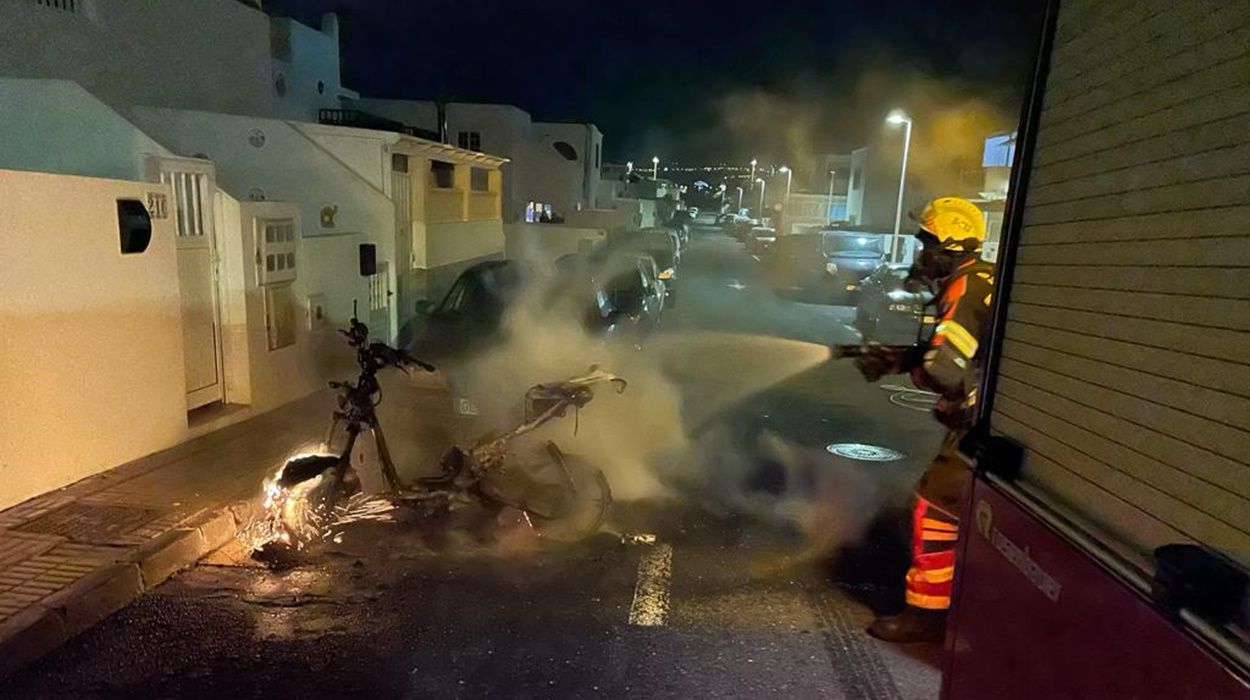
470, 168, 490, 192
258, 219, 297, 285
391, 153, 409, 172
595, 143, 601, 169
430, 160, 456, 189
552, 141, 578, 161
457, 131, 481, 152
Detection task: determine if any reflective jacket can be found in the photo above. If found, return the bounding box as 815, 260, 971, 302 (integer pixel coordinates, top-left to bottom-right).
910, 258, 996, 428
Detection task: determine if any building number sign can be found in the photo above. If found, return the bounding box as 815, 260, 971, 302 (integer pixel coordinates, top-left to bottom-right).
146, 192, 169, 219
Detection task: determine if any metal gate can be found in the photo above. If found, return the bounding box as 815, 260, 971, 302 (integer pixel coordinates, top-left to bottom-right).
369, 261, 392, 343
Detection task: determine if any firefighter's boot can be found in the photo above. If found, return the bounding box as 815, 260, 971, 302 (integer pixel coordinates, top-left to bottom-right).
867, 606, 947, 644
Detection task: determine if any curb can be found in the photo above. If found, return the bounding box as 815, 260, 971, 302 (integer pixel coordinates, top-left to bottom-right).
0, 504, 246, 681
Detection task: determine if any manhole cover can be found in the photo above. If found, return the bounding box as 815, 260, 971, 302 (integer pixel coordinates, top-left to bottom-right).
17, 502, 166, 543
825, 443, 906, 462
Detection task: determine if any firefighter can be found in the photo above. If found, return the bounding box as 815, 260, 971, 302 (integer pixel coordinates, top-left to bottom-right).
855, 196, 994, 644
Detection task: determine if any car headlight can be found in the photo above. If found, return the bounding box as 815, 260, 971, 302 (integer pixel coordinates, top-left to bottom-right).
658, 268, 675, 280
825, 262, 839, 275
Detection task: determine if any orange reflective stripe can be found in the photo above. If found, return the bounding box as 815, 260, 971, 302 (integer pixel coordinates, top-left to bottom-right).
921, 518, 958, 532
907, 567, 954, 586
922, 530, 959, 542
906, 590, 952, 610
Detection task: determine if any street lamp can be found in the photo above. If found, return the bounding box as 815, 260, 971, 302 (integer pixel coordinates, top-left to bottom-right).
651, 156, 660, 180
886, 110, 913, 263
826, 170, 837, 224
750, 158, 758, 185
626, 161, 633, 175
736, 186, 744, 211
756, 177, 766, 218
779, 165, 792, 211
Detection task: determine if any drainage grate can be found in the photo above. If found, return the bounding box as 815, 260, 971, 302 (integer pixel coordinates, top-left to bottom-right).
16, 502, 167, 543
825, 443, 906, 462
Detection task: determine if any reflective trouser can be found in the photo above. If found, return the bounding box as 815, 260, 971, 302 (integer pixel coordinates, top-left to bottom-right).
905, 496, 959, 610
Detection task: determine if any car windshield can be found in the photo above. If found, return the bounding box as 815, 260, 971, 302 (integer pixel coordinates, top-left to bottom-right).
437, 264, 519, 316
778, 235, 824, 256
824, 234, 885, 255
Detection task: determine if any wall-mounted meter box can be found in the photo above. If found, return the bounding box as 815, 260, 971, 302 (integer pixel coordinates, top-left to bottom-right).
257, 218, 297, 285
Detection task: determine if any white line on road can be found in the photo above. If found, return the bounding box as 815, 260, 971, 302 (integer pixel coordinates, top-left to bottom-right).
627, 542, 673, 626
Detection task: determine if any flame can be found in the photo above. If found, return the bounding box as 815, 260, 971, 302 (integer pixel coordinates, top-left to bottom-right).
239, 450, 400, 553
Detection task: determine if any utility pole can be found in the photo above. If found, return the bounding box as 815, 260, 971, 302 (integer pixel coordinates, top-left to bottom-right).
826, 170, 837, 224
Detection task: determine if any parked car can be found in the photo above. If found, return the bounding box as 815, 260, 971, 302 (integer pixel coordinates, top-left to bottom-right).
717, 213, 755, 241
664, 210, 692, 247
760, 231, 837, 303
745, 226, 777, 257
822, 230, 888, 300
854, 263, 935, 344
409, 254, 665, 363
604, 228, 681, 288
585, 252, 667, 337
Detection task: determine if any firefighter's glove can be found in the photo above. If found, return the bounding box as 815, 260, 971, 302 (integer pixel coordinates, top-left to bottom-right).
855, 346, 909, 382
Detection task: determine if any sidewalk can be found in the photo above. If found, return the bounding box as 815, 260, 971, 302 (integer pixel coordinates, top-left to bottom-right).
0, 391, 329, 679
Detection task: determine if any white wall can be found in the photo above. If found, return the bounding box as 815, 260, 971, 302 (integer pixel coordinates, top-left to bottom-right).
128, 107, 400, 344
0, 0, 346, 122
564, 207, 639, 232
531, 122, 597, 218
504, 223, 606, 263
348, 98, 604, 225
270, 14, 355, 121
0, 169, 187, 510
0, 79, 171, 181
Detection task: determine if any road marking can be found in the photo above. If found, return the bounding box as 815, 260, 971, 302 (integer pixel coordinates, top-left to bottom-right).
627, 542, 673, 626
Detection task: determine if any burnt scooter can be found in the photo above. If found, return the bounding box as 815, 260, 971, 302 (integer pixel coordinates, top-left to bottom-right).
249, 309, 622, 551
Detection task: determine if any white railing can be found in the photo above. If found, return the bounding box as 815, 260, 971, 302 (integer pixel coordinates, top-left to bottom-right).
33, 0, 80, 12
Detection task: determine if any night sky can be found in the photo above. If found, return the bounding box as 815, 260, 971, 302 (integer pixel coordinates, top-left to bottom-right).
266, 0, 1047, 165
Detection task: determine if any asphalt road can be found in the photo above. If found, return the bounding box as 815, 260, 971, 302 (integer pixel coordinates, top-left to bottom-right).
3, 223, 949, 700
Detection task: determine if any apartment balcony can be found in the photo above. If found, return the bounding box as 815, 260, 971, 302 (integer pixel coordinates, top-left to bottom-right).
317, 109, 440, 141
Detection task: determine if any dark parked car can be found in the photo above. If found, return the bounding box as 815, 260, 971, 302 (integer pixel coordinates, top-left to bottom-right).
586, 252, 667, 337
854, 263, 935, 344
604, 228, 681, 288
822, 230, 888, 300
408, 254, 665, 363
760, 231, 837, 303
745, 226, 777, 257
717, 213, 755, 241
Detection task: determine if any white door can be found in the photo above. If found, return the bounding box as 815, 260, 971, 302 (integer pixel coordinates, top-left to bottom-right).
151, 158, 225, 410
369, 261, 392, 343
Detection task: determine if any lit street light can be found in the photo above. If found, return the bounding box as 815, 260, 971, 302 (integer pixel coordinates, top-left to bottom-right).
779, 165, 792, 211
826, 170, 837, 224
750, 158, 758, 185
626, 161, 633, 175
886, 110, 913, 263
756, 177, 766, 218
651, 156, 660, 180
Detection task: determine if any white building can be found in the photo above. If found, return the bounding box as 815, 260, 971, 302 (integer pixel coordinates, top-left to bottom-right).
0, 0, 511, 509
346, 98, 603, 224
0, 0, 354, 121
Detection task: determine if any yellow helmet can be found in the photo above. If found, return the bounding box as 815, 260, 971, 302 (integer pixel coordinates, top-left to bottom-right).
913, 196, 986, 248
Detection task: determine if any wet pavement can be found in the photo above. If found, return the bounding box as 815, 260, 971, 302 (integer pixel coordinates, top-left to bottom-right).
2, 223, 948, 699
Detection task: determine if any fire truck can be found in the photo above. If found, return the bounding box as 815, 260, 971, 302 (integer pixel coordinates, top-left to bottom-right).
943, 0, 1250, 697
